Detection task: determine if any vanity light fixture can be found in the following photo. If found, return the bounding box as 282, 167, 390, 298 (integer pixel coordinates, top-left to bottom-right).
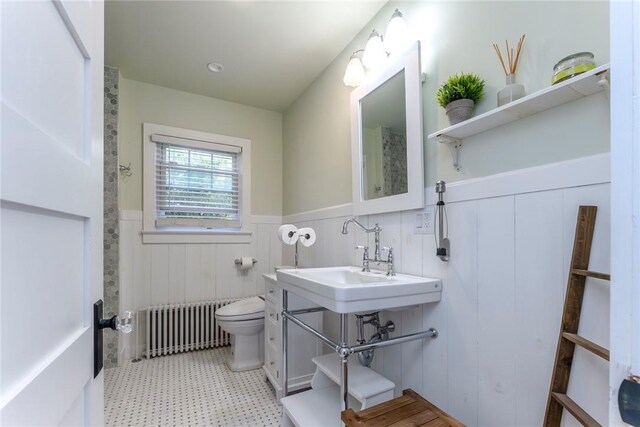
383, 9, 410, 55
207, 62, 224, 73
362, 29, 387, 70
343, 9, 411, 87
343, 50, 365, 87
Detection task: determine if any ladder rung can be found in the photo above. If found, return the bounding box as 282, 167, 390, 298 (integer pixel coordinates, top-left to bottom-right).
571, 269, 610, 281
551, 393, 601, 427
562, 333, 610, 361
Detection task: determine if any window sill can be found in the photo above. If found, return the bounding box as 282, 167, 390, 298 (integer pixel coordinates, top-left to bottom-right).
141, 229, 253, 244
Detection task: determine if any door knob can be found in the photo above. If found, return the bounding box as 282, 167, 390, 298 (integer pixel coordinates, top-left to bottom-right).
98, 311, 134, 334
93, 300, 135, 378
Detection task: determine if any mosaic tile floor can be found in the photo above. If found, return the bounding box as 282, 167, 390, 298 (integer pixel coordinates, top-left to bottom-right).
105, 347, 282, 426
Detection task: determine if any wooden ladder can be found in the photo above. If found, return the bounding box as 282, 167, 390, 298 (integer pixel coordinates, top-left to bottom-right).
544, 205, 610, 427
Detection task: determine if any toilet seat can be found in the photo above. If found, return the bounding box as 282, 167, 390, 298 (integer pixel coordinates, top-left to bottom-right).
216, 296, 264, 321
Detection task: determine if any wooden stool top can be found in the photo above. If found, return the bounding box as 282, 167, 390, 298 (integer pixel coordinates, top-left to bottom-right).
341, 389, 465, 427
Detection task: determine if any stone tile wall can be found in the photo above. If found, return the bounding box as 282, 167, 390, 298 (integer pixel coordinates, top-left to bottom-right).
381, 127, 408, 196
104, 66, 119, 368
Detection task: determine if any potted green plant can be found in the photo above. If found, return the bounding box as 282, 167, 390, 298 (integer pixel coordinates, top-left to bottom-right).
436, 73, 486, 125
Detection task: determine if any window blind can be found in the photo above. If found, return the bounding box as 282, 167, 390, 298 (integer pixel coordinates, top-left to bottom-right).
154, 140, 241, 229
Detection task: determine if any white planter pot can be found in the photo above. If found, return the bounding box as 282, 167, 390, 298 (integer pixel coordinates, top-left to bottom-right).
445, 99, 475, 125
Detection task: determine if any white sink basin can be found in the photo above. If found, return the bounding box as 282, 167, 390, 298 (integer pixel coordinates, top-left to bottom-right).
275, 266, 441, 313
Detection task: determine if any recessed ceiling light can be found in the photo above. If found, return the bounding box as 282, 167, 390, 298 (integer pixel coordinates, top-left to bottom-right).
207, 62, 224, 73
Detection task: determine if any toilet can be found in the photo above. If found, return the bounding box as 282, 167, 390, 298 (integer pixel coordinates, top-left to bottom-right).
215, 296, 265, 371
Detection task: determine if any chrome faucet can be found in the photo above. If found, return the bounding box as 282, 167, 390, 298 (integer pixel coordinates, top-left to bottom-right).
341, 217, 372, 234
342, 217, 395, 275
355, 245, 370, 272
382, 246, 394, 276
342, 217, 382, 259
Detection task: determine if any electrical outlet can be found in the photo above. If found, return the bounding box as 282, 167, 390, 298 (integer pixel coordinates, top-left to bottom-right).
423, 207, 435, 234
414, 213, 425, 234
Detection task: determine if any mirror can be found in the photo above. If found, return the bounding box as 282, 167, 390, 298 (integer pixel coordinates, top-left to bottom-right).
351, 41, 423, 216
361, 70, 407, 200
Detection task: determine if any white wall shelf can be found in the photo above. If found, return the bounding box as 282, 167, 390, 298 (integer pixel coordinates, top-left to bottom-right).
311, 354, 395, 407
281, 385, 346, 427
281, 354, 395, 427
428, 63, 610, 170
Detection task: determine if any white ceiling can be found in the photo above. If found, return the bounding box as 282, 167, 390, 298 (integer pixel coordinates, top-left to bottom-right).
105, 1, 387, 112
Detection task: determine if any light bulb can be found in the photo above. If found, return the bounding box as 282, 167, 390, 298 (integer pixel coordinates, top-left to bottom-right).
362, 30, 387, 70
384, 9, 410, 55
343, 53, 365, 87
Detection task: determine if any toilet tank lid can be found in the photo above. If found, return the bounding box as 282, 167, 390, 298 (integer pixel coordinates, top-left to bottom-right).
217, 296, 265, 317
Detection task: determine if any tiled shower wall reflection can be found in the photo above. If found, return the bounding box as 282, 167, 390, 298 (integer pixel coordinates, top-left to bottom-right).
381, 127, 407, 196
104, 66, 119, 368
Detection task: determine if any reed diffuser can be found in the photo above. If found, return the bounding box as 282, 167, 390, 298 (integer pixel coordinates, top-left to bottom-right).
493, 34, 526, 106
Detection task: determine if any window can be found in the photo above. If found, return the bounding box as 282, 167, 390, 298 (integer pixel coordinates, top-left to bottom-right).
154, 135, 241, 228
143, 124, 251, 243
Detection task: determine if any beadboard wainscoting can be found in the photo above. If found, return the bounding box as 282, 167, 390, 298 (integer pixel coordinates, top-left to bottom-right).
283, 154, 610, 427
118, 211, 283, 362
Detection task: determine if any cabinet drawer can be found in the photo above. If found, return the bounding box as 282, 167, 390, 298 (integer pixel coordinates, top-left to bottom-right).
265, 300, 279, 326
265, 316, 279, 348
264, 279, 280, 303
264, 341, 280, 380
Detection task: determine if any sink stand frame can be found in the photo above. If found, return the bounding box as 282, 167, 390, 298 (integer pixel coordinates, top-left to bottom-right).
281, 290, 439, 413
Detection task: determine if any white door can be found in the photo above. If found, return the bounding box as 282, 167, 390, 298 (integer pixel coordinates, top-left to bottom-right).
1, 0, 104, 425
610, 0, 640, 423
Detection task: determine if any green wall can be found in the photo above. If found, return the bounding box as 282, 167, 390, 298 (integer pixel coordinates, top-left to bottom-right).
282, 1, 610, 215
118, 77, 283, 215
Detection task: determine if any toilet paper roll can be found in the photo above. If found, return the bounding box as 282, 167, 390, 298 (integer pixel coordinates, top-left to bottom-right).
298, 227, 316, 247
277, 224, 299, 245
239, 256, 254, 271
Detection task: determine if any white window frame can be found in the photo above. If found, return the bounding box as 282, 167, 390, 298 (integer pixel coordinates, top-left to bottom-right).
142, 123, 251, 244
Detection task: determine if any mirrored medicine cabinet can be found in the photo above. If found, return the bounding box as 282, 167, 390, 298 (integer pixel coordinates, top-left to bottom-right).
350, 41, 424, 216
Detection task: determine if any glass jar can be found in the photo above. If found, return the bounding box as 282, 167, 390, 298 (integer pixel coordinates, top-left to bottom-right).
497, 73, 525, 107
552, 52, 596, 85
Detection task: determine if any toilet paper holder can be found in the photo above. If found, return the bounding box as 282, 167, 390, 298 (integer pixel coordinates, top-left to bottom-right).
234, 258, 258, 266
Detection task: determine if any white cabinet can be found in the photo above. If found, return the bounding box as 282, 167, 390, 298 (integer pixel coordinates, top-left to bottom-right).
263, 274, 323, 400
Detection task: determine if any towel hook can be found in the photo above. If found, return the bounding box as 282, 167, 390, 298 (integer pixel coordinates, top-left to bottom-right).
119, 163, 132, 178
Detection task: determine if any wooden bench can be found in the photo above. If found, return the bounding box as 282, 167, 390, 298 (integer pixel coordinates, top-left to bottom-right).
341, 389, 465, 427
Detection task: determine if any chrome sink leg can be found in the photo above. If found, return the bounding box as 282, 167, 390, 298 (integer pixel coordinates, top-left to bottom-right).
340, 313, 349, 418
282, 290, 288, 398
